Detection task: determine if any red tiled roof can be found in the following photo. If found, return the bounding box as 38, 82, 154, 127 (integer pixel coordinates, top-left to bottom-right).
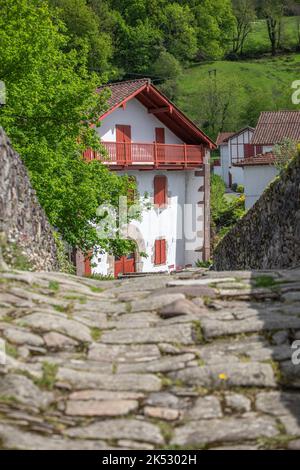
96, 79, 216, 148
252, 111, 300, 145
97, 79, 150, 110
234, 152, 276, 167
216, 132, 235, 146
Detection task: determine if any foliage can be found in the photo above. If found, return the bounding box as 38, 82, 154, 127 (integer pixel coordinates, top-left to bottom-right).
49, 0, 239, 75
36, 362, 58, 390
195, 259, 213, 268
0, 0, 136, 257
159, 3, 198, 63
192, 0, 236, 59
211, 175, 246, 248
0, 234, 32, 271
53, 232, 76, 274
151, 50, 182, 81
49, 0, 113, 74
113, 17, 162, 74
274, 138, 298, 170
187, 74, 244, 139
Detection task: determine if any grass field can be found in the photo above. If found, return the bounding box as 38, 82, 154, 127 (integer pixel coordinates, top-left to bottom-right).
176, 53, 300, 135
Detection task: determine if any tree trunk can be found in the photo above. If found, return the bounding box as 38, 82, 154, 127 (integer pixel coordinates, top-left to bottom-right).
267, 17, 277, 56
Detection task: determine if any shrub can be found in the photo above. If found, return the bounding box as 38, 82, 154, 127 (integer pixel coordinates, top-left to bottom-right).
211, 175, 245, 248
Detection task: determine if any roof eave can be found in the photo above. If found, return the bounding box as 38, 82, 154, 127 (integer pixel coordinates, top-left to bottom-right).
98, 82, 216, 149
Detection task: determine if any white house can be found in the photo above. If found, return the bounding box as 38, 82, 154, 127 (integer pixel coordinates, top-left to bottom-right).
214, 127, 255, 187
234, 111, 300, 209
76, 79, 216, 277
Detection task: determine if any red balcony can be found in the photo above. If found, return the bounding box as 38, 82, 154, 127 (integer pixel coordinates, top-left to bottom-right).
84, 142, 204, 169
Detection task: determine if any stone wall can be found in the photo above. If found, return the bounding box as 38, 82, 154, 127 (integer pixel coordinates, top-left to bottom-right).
214, 153, 300, 270
0, 127, 58, 271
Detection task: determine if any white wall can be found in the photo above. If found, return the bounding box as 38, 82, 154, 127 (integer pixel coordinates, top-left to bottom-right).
262, 145, 273, 154
244, 165, 279, 209
214, 144, 230, 186
91, 169, 205, 275
230, 166, 244, 187
184, 171, 204, 266
228, 129, 254, 186
98, 98, 183, 144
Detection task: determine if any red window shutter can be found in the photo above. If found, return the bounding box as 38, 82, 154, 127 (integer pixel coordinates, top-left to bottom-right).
244, 144, 254, 158
154, 176, 167, 207
155, 128, 165, 144
116, 125, 131, 143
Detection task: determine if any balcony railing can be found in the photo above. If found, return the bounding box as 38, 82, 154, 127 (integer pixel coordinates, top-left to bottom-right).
84, 142, 204, 166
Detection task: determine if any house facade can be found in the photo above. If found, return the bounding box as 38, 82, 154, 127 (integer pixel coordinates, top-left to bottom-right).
234, 111, 300, 209
214, 127, 255, 187
77, 79, 215, 277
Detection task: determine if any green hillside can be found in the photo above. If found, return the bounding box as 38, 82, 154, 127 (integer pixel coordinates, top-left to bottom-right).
176, 54, 300, 139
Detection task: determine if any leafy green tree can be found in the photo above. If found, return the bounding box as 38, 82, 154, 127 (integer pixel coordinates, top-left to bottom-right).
190, 0, 236, 59
152, 49, 182, 101
151, 49, 182, 80
113, 17, 162, 74
49, 0, 113, 73
0, 0, 134, 255
160, 3, 198, 63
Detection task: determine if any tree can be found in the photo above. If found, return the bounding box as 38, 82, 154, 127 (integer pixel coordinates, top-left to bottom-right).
232, 0, 257, 55
153, 50, 182, 101
151, 50, 182, 81
0, 0, 135, 255
191, 0, 236, 59
49, 0, 113, 74
192, 73, 244, 139
260, 0, 287, 55
159, 3, 198, 63
113, 17, 162, 74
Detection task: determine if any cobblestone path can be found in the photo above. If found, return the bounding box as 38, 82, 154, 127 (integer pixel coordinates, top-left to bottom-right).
0, 268, 300, 450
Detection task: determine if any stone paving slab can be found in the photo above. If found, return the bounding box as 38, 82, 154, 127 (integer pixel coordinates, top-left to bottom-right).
0, 267, 300, 449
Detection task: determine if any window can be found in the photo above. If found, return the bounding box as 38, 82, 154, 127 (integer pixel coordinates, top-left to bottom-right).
244, 144, 255, 158
154, 175, 167, 207
154, 239, 167, 265
155, 128, 165, 144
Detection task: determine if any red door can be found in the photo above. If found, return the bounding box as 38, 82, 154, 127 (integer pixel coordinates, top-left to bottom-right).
116, 125, 131, 164
155, 128, 165, 162
114, 253, 135, 278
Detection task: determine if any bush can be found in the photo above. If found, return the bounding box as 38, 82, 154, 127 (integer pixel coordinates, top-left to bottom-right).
231, 183, 238, 192
211, 175, 246, 248
236, 184, 245, 193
